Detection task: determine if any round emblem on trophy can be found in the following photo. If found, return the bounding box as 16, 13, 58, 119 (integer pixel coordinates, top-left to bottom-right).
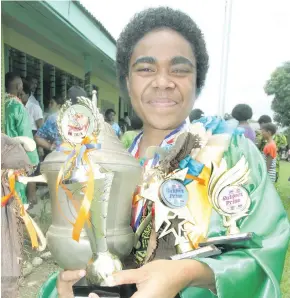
57, 98, 100, 145
217, 186, 250, 215
159, 179, 188, 209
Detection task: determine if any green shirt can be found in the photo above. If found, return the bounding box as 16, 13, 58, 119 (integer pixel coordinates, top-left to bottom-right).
121, 130, 140, 149
5, 94, 39, 166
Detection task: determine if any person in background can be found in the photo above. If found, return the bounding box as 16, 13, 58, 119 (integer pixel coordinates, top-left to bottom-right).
68, 85, 87, 104
4, 72, 39, 205
189, 108, 204, 122
105, 109, 122, 137
124, 112, 131, 127
119, 118, 128, 134
121, 115, 143, 149
257, 115, 287, 182
20, 81, 44, 206
261, 123, 278, 183
25, 76, 39, 106
34, 96, 65, 152
21, 80, 43, 135
231, 104, 256, 142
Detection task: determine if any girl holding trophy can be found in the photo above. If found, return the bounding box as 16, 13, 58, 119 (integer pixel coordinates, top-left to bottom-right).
39, 7, 289, 298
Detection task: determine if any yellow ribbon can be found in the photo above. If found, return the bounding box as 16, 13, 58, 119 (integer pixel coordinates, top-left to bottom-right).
185, 166, 213, 248
1, 172, 39, 248
56, 136, 98, 242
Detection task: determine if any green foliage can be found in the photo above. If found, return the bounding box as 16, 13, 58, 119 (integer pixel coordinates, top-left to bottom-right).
278, 162, 290, 296
265, 62, 290, 127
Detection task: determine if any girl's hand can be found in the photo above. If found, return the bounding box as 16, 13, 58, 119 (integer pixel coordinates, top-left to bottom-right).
109, 259, 214, 298
57, 270, 86, 298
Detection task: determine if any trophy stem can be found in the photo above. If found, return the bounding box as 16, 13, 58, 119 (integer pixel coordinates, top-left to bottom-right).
87, 171, 114, 254
227, 218, 240, 235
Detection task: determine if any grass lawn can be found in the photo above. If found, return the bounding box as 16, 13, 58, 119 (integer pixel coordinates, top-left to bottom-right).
278, 161, 290, 297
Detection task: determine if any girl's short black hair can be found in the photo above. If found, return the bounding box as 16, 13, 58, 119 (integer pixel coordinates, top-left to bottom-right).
116, 7, 209, 98
232, 104, 253, 122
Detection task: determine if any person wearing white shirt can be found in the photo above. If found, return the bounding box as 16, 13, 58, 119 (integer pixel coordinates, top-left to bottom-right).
124, 112, 131, 127
26, 76, 40, 106
22, 81, 43, 135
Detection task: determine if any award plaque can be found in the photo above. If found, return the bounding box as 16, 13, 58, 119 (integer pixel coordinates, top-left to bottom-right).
200, 157, 263, 250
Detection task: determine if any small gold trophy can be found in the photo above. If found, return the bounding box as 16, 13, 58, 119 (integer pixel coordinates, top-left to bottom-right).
199, 156, 262, 250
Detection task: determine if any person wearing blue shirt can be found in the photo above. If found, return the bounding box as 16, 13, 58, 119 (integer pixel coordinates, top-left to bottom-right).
105, 108, 122, 137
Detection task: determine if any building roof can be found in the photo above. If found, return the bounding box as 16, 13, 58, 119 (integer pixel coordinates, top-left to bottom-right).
74, 1, 116, 45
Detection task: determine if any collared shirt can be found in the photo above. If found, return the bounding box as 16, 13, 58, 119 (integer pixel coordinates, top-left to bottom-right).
26, 98, 43, 131
28, 94, 40, 106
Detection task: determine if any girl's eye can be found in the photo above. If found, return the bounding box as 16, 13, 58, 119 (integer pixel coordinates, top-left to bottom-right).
172, 68, 191, 74
137, 68, 154, 72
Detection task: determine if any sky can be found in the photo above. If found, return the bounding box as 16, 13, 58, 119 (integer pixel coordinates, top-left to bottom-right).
80, 0, 290, 121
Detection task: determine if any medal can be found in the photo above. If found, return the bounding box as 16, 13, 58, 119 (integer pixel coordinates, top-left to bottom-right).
159, 179, 188, 209
216, 185, 250, 216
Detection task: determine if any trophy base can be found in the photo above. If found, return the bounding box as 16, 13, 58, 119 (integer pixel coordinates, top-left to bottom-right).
169, 245, 222, 260
73, 277, 137, 298
199, 232, 262, 250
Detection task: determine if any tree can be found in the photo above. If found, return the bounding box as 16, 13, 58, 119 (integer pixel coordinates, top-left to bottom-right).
264, 62, 290, 127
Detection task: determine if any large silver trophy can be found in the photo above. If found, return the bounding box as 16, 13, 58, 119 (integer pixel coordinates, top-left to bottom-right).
38, 91, 141, 297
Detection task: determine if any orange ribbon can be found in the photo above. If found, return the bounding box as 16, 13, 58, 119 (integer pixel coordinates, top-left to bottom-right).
56, 136, 98, 242
1, 172, 39, 248
185, 174, 205, 185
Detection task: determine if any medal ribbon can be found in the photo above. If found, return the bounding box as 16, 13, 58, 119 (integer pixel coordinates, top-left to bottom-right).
179, 155, 206, 185
56, 136, 100, 241
1, 172, 39, 248
130, 122, 188, 229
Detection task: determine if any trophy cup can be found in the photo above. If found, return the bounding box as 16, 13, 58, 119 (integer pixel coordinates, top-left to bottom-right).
199, 157, 262, 250
36, 91, 141, 297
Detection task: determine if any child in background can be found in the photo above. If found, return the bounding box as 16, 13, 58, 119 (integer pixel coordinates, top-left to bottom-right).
261, 123, 278, 183
121, 115, 143, 149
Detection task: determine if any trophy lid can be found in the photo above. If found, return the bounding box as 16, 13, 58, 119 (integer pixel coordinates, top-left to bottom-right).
41, 93, 140, 173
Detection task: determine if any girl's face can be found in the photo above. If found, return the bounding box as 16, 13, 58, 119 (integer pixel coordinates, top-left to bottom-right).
49, 99, 59, 113
127, 28, 197, 131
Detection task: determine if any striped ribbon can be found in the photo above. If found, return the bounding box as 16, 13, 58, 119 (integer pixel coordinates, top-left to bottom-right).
130, 121, 188, 230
